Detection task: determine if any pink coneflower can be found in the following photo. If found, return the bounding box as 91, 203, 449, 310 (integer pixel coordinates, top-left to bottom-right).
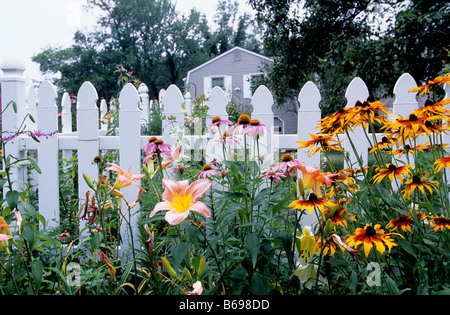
214, 130, 240, 146
207, 116, 233, 133
143, 137, 172, 157
274, 153, 303, 172
260, 167, 286, 183
229, 114, 251, 135
244, 119, 270, 137
196, 164, 221, 179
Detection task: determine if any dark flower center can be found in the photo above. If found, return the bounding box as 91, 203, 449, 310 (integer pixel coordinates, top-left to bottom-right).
237, 114, 251, 125
154, 139, 164, 145
409, 114, 418, 122
425, 120, 433, 128
412, 175, 421, 184
388, 164, 397, 172
424, 99, 434, 107
212, 116, 221, 124
365, 225, 377, 236
382, 136, 389, 143
148, 136, 157, 143
203, 164, 212, 171
308, 193, 318, 202
281, 153, 294, 162
250, 119, 260, 126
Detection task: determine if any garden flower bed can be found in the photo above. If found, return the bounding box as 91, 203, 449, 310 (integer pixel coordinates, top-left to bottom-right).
1, 72, 450, 296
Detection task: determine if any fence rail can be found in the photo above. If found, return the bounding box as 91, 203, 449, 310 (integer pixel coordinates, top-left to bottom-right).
2, 57, 449, 249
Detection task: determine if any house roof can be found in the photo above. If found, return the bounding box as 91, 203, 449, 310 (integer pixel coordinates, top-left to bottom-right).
185, 46, 273, 84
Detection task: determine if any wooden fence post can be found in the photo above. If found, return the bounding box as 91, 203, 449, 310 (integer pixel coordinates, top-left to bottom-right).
118, 83, 142, 251
138, 83, 149, 127
0, 57, 27, 193
297, 81, 322, 168
37, 81, 59, 228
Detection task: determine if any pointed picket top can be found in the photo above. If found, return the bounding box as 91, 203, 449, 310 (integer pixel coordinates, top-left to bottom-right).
119, 83, 140, 111
159, 88, 166, 104
61, 92, 71, 113
251, 85, 273, 114
26, 85, 37, 109
37, 80, 57, 108
162, 84, 184, 113
138, 82, 149, 94
77, 81, 98, 110
100, 98, 107, 116
444, 79, 450, 100
208, 86, 229, 115
393, 73, 418, 104
345, 77, 369, 108
298, 81, 321, 112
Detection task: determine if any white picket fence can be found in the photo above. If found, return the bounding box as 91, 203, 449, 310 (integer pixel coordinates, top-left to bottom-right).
1, 57, 449, 249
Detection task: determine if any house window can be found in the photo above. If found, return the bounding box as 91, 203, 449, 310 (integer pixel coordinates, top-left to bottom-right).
251, 74, 262, 94
212, 77, 225, 88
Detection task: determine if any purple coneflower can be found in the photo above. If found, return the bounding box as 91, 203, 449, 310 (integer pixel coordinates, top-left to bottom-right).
143, 137, 172, 157
274, 153, 303, 172
196, 164, 221, 179
244, 119, 270, 137
229, 114, 251, 135
214, 130, 239, 146
260, 167, 286, 183
207, 116, 233, 133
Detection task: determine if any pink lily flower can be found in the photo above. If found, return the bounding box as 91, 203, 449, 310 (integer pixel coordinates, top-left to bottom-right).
150, 178, 212, 225
105, 163, 145, 191
0, 234, 12, 242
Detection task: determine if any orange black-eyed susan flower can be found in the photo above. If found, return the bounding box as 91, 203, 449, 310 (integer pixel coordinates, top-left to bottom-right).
372, 163, 413, 185
409, 73, 450, 97
317, 107, 353, 134
434, 156, 450, 173
383, 112, 429, 141
296, 133, 344, 156
402, 173, 439, 200
369, 135, 400, 154
288, 193, 334, 215
428, 214, 450, 232
389, 143, 428, 158
386, 214, 414, 233
414, 99, 450, 117
320, 200, 353, 228
347, 100, 390, 129
346, 224, 403, 257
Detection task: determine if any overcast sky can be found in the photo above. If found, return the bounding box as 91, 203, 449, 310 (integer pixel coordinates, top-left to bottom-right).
0, 0, 254, 82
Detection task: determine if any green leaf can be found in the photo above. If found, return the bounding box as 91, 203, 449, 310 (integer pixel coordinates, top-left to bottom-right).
244, 233, 260, 269
22, 221, 35, 244
5, 190, 19, 210
31, 259, 44, 289
171, 242, 187, 271
385, 274, 399, 295
30, 159, 41, 174
279, 230, 293, 269
250, 272, 269, 295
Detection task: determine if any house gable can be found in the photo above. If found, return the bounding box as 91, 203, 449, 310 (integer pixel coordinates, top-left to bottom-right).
185, 46, 273, 99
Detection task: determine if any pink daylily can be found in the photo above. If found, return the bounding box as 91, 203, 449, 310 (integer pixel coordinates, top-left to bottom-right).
105, 163, 145, 191
295, 164, 334, 198
150, 178, 212, 226
0, 234, 12, 242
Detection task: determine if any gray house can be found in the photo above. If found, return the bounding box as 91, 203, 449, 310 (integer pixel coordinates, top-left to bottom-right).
184, 46, 298, 134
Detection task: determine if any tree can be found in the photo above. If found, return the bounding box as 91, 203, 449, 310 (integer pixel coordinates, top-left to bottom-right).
249, 0, 450, 115
33, 0, 263, 101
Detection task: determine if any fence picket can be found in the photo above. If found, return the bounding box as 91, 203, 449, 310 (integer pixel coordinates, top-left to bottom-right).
344, 77, 370, 168
118, 83, 142, 250
76, 81, 99, 236
297, 81, 321, 168
37, 80, 59, 228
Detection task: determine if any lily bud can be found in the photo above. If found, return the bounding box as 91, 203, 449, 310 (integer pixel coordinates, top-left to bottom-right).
160, 257, 179, 279
83, 174, 96, 190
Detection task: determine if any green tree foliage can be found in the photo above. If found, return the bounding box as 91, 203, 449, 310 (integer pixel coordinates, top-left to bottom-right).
249, 0, 450, 116
32, 0, 263, 100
